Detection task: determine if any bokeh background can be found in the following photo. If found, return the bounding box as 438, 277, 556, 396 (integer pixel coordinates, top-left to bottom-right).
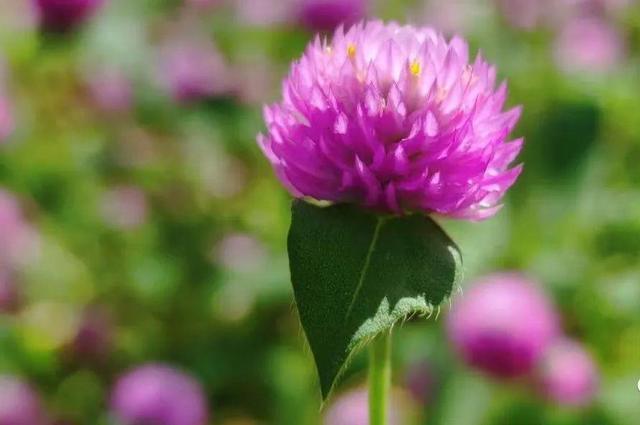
0, 0, 639, 424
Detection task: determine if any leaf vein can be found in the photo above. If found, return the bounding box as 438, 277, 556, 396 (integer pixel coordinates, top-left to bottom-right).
344, 217, 384, 322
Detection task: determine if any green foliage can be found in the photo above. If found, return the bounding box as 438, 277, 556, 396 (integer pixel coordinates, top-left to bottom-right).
288, 201, 462, 399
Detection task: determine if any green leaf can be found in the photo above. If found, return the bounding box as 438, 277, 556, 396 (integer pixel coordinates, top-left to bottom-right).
288, 200, 463, 400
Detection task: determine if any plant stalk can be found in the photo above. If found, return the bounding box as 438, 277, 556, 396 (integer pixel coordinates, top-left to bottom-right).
369, 330, 391, 425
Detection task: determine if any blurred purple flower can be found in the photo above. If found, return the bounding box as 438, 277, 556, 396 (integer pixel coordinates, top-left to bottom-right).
0, 376, 47, 425
536, 338, 599, 406
32, 0, 105, 32
110, 364, 209, 425
158, 38, 231, 103
0, 189, 39, 270
70, 306, 113, 361
447, 273, 560, 378
259, 21, 523, 219
297, 0, 367, 33
0, 271, 22, 313
86, 68, 133, 114
554, 16, 625, 73
404, 360, 436, 405
100, 185, 148, 230
324, 387, 405, 425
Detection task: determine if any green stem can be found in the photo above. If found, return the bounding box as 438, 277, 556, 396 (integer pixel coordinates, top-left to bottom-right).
369, 330, 391, 425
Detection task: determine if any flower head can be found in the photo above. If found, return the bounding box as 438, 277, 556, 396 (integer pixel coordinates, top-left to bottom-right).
535, 338, 599, 406
0, 376, 47, 425
259, 21, 522, 219
298, 0, 367, 33
447, 273, 559, 378
33, 0, 104, 32
110, 363, 209, 425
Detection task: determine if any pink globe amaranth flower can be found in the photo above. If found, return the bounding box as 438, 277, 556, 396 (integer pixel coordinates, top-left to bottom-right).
110, 364, 209, 425
324, 387, 405, 425
298, 0, 367, 33
0, 376, 47, 425
535, 338, 599, 406
554, 17, 625, 74
158, 38, 231, 103
259, 21, 523, 220
447, 273, 560, 378
32, 0, 105, 32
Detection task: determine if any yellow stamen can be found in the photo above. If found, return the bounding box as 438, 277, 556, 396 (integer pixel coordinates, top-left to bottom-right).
410, 60, 422, 76
347, 43, 357, 59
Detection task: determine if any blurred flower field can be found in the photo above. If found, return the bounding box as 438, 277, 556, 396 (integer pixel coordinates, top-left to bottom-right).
0, 0, 639, 424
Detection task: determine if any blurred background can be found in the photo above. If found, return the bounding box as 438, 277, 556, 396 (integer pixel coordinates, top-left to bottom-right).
0, 0, 639, 424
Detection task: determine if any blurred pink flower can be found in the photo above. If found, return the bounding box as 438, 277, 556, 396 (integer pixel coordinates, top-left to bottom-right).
259, 21, 523, 219
554, 16, 625, 73
496, 0, 549, 29
447, 273, 560, 378
420, 0, 486, 35
0, 376, 47, 425
0, 0, 38, 32
158, 37, 231, 103
535, 338, 599, 406
0, 189, 39, 270
234, 0, 295, 27
86, 68, 133, 114
297, 0, 367, 33
324, 387, 405, 425
100, 185, 148, 230
32, 0, 105, 32
213, 233, 267, 273
110, 364, 209, 425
